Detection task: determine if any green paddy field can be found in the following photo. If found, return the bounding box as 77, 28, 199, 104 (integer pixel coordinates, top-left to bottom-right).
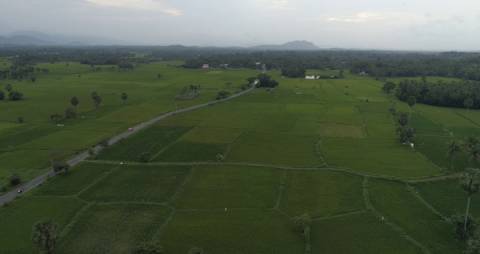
1, 60, 479, 253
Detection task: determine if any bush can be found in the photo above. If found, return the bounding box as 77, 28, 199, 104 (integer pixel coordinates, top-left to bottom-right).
8, 90, 23, 101
9, 174, 21, 186
216, 91, 231, 100
64, 107, 77, 119
52, 161, 70, 175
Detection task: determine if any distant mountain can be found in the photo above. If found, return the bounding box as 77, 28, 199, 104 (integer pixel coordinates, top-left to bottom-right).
0, 31, 122, 46
251, 40, 319, 51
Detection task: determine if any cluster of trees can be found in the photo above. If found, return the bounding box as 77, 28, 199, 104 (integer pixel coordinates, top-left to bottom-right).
385, 79, 480, 109
3, 46, 480, 81
0, 84, 24, 101
255, 74, 279, 88
281, 66, 306, 78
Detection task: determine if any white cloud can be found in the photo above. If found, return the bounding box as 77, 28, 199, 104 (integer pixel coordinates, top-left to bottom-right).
326, 12, 385, 23
85, 0, 182, 16
269, 0, 292, 10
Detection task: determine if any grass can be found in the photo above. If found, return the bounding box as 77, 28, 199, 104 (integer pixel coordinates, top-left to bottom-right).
80, 165, 190, 202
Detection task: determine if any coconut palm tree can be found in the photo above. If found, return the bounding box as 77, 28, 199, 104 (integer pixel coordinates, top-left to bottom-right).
461, 168, 480, 234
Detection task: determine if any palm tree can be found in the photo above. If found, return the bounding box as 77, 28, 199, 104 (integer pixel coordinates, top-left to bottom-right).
461, 168, 480, 234
447, 140, 462, 170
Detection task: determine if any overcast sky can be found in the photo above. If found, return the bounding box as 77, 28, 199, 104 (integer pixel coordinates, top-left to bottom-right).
1, 0, 480, 50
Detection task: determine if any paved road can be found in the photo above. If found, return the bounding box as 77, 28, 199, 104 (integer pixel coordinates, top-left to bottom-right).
0, 84, 256, 205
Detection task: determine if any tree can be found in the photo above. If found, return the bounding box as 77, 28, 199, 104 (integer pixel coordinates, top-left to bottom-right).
70, 96, 79, 108
5, 83, 12, 92
9, 174, 21, 186
157, 73, 162, 79
257, 74, 279, 88
465, 98, 475, 110
91, 91, 102, 109
382, 82, 396, 94
32, 219, 58, 254
121, 92, 128, 105
132, 241, 164, 254
447, 140, 462, 170
461, 168, 480, 236
397, 112, 409, 127
0, 90, 4, 100
8, 90, 23, 101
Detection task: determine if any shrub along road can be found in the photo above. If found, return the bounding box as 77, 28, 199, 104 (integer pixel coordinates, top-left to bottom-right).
0, 83, 257, 206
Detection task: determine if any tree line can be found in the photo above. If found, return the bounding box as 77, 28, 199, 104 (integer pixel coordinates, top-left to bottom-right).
384, 79, 480, 109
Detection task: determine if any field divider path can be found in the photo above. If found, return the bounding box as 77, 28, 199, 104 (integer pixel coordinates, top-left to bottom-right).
84, 159, 462, 184
0, 83, 257, 206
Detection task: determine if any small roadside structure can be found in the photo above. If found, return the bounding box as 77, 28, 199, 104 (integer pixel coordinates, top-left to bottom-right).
305, 75, 316, 80
202, 64, 210, 69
